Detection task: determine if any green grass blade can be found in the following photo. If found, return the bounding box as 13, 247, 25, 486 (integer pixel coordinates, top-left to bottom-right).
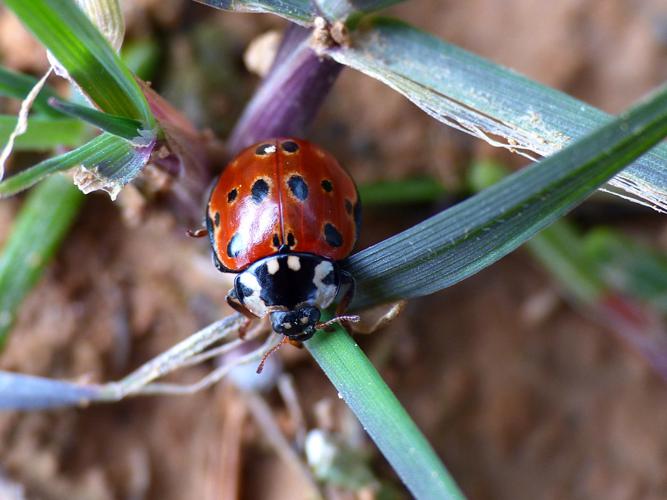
0, 115, 85, 151
0, 133, 150, 198
4, 0, 154, 128
193, 0, 316, 24
345, 82, 667, 310
307, 325, 465, 500
193, 0, 402, 24
48, 98, 144, 141
328, 17, 667, 211
313, 0, 404, 22
0, 175, 84, 346
0, 66, 62, 117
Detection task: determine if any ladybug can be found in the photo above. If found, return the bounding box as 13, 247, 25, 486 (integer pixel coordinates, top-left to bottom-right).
205, 138, 361, 343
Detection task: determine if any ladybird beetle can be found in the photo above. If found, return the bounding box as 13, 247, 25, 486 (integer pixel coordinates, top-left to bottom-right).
205, 138, 361, 343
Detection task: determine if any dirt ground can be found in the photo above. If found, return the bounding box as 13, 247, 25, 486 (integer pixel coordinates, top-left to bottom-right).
1, 0, 667, 499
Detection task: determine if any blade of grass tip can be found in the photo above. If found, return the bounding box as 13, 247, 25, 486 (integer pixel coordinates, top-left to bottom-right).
306, 322, 465, 500
0, 175, 84, 346
0, 115, 86, 151
345, 81, 667, 311
48, 97, 144, 142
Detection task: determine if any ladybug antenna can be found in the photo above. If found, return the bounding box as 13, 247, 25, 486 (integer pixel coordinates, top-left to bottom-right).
256, 336, 289, 374
316, 314, 360, 331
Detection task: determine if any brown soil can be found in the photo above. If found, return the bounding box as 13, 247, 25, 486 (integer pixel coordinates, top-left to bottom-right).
1, 1, 667, 499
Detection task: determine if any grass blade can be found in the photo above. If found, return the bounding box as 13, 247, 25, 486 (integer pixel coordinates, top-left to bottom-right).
0, 133, 152, 198
0, 66, 62, 117
0, 115, 85, 151
0, 175, 84, 345
328, 17, 667, 211
313, 0, 404, 22
345, 82, 667, 310
193, 0, 316, 25
307, 324, 465, 500
4, 0, 154, 128
48, 98, 144, 141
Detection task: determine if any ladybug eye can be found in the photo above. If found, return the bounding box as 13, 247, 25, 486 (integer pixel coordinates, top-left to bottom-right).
281, 141, 299, 153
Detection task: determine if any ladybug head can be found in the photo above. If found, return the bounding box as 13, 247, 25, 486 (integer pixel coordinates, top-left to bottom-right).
270, 306, 321, 341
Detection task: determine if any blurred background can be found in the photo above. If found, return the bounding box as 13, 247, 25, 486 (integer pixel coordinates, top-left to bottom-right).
1, 0, 667, 498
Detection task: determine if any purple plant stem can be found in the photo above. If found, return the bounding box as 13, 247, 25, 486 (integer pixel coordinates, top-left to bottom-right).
227, 24, 344, 156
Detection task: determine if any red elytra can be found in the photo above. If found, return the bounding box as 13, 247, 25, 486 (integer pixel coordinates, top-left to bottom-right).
207, 138, 360, 272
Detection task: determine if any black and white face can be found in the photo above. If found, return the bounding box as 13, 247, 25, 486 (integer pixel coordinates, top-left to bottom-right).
233, 253, 340, 337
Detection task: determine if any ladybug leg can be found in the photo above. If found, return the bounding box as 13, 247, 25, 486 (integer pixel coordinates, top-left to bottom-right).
226, 289, 257, 339
351, 300, 407, 335
186, 227, 209, 238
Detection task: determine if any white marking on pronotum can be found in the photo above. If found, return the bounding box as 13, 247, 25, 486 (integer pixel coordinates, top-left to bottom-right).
264, 145, 277, 154
238, 271, 267, 317
266, 258, 279, 275
287, 255, 301, 271
312, 261, 337, 308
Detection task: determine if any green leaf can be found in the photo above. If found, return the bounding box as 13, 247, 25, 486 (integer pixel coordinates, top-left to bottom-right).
328, 17, 667, 211
48, 98, 144, 141
0, 66, 62, 117
307, 324, 465, 500
313, 0, 404, 22
0, 175, 84, 346
0, 133, 152, 198
193, 0, 316, 24
0, 115, 85, 151
4, 0, 154, 128
345, 82, 667, 310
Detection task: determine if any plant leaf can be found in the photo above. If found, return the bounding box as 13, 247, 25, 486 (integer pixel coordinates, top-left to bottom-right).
345, 82, 667, 310
3, 0, 154, 128
0, 175, 84, 345
48, 98, 144, 142
307, 323, 465, 499
312, 0, 404, 22
0, 133, 153, 199
0, 66, 62, 117
0, 115, 86, 150
327, 17, 667, 211
192, 0, 402, 25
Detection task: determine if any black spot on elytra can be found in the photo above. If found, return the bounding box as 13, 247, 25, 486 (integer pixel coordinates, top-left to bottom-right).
227, 233, 243, 258
321, 179, 333, 192
287, 232, 296, 248
251, 178, 269, 203
353, 199, 362, 240
272, 233, 281, 249
345, 199, 353, 214
287, 175, 308, 201
255, 143, 273, 155
281, 140, 299, 153
214, 211, 221, 227
227, 188, 238, 203
324, 223, 343, 248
